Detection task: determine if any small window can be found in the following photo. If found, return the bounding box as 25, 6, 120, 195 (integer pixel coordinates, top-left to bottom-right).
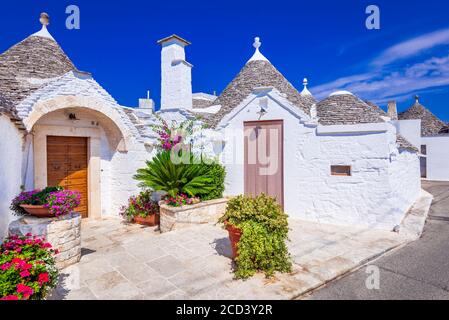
331, 165, 351, 176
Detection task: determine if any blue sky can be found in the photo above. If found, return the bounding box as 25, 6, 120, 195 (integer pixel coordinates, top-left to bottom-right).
1, 0, 449, 121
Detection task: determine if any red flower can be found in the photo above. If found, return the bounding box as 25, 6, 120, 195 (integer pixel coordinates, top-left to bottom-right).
38, 273, 50, 286
16, 284, 33, 298
1, 295, 19, 300
21, 263, 33, 270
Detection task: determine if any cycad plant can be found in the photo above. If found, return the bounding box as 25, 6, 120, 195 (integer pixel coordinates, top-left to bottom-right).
134, 151, 214, 198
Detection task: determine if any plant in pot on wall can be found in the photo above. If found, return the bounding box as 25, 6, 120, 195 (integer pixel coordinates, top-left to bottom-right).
120, 190, 160, 226
218, 193, 292, 279
10, 187, 81, 218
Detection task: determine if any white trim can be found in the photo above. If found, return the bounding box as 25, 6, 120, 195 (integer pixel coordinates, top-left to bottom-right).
217, 88, 312, 128
317, 122, 389, 134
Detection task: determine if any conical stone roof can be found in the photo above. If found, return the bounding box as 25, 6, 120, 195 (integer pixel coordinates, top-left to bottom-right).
398, 97, 447, 136
316, 92, 385, 126
207, 60, 316, 127
0, 26, 76, 110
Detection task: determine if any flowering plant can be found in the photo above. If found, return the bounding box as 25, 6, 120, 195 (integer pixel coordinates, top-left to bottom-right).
10, 187, 80, 217
150, 114, 194, 151
45, 190, 81, 217
119, 190, 159, 221
10, 187, 62, 216
0, 234, 59, 300
164, 194, 200, 207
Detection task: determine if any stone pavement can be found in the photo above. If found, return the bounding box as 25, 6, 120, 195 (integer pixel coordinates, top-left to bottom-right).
48, 215, 416, 300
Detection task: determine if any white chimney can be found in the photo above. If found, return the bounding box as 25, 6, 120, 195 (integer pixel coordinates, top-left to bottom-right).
387, 101, 398, 120
157, 35, 193, 110
138, 90, 154, 114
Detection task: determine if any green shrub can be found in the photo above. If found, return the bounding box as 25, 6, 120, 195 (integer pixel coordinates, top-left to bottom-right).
197, 161, 226, 201
134, 151, 215, 198
219, 194, 292, 279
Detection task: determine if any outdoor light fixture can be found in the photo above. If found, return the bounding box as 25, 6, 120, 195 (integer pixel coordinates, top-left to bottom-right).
68, 113, 79, 121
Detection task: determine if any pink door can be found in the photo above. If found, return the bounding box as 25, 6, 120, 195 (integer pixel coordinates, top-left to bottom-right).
244, 120, 284, 208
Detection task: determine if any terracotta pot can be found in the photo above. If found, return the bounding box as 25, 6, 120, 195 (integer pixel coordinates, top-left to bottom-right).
133, 214, 160, 227
20, 205, 54, 218
225, 221, 242, 260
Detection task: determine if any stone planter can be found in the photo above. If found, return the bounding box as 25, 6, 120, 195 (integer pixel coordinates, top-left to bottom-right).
159, 198, 229, 233
8, 212, 82, 270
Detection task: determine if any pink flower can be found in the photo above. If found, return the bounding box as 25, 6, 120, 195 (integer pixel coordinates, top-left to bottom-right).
0, 263, 12, 271
20, 270, 30, 278
16, 284, 33, 298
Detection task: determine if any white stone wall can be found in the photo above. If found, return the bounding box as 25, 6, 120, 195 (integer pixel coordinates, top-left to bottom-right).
109, 141, 152, 217
422, 135, 449, 181
221, 91, 421, 230
388, 149, 421, 226
395, 119, 422, 149
0, 115, 23, 238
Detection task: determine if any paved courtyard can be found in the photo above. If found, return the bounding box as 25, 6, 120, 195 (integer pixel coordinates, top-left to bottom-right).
49, 213, 423, 300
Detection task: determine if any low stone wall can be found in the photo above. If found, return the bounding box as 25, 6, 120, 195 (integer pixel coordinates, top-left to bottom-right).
8, 213, 82, 270
160, 198, 228, 233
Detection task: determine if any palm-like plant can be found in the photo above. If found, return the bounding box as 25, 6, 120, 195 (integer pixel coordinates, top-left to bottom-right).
134, 151, 214, 198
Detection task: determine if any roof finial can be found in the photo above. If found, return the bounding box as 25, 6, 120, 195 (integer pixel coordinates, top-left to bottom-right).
39, 12, 50, 27
248, 36, 269, 63
301, 78, 312, 97
415, 95, 420, 104
253, 37, 261, 50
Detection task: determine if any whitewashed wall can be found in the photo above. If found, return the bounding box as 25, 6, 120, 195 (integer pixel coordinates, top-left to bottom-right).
422, 135, 449, 181
0, 115, 23, 238
388, 148, 421, 226
395, 119, 422, 149
220, 91, 421, 230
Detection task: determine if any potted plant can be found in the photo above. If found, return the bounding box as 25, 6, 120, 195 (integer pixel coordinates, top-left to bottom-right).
0, 234, 59, 300
10, 187, 81, 218
218, 193, 292, 279
120, 190, 160, 226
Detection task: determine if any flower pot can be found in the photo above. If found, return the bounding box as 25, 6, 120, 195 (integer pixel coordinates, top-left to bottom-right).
225, 221, 242, 260
133, 214, 160, 227
20, 205, 54, 218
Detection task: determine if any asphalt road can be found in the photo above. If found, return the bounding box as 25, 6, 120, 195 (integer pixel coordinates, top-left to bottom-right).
308, 181, 449, 300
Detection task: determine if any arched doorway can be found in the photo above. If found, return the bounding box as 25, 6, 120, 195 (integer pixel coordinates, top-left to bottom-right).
26, 96, 132, 219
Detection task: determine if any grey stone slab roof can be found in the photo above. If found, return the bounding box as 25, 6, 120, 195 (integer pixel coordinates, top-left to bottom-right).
398, 100, 447, 137
192, 98, 215, 109
207, 60, 316, 128
396, 134, 419, 153
316, 93, 385, 126
0, 34, 75, 111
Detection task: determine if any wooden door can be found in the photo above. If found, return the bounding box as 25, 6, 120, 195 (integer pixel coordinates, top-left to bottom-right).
47, 136, 89, 218
244, 120, 284, 208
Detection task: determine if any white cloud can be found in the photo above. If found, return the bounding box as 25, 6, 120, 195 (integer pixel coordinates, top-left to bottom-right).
311, 27, 449, 104
373, 28, 449, 67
